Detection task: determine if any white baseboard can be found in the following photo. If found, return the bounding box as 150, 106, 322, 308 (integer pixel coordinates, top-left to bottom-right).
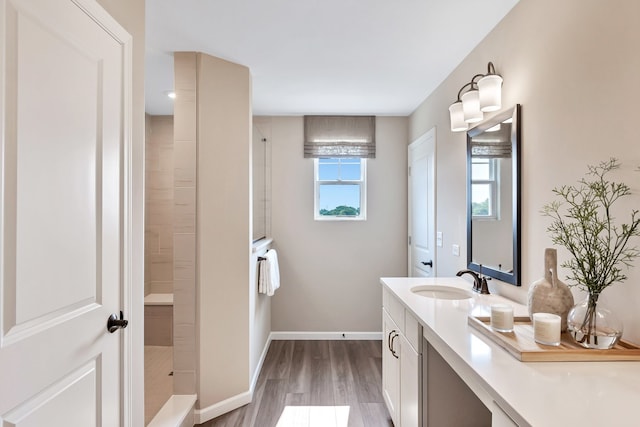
195, 335, 272, 424
195, 391, 252, 424
270, 331, 383, 340
251, 334, 272, 392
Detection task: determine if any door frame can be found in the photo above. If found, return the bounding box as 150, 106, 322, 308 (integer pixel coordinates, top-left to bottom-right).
408, 127, 436, 277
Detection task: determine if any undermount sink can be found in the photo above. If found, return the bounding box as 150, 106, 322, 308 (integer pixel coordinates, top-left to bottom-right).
410, 285, 473, 300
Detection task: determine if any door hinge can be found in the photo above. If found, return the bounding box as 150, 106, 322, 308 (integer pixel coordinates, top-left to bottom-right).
408, 166, 411, 177
408, 236, 411, 246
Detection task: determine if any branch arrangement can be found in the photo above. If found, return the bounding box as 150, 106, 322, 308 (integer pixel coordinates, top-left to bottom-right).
541, 158, 640, 299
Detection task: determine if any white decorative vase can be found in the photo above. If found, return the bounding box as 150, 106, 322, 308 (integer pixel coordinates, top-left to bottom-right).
527, 248, 574, 331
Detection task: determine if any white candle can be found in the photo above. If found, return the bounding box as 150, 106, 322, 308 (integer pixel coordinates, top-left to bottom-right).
491, 304, 514, 332
533, 313, 561, 346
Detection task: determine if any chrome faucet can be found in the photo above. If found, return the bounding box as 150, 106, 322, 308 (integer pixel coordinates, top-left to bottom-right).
456, 269, 491, 294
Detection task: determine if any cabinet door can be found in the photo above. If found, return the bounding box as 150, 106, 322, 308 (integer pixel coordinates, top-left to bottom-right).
382, 310, 401, 425
492, 402, 519, 427
400, 334, 421, 427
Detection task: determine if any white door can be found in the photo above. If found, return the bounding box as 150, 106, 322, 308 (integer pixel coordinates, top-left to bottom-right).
408, 128, 436, 277
0, 0, 132, 425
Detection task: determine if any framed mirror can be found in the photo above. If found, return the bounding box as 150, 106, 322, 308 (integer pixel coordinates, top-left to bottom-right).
466, 104, 521, 285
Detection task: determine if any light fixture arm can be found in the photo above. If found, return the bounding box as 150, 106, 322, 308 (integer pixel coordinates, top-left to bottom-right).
486, 61, 497, 76
453, 62, 501, 102
454, 74, 484, 102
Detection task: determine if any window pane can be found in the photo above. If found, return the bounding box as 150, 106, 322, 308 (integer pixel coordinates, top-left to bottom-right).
472, 161, 490, 180
472, 183, 491, 216
318, 184, 361, 216
318, 162, 339, 180
340, 161, 361, 180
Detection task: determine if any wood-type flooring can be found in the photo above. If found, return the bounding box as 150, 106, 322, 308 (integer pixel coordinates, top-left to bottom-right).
197, 340, 393, 427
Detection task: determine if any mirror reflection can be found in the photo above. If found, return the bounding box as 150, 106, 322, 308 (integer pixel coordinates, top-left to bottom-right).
466, 105, 520, 285
252, 124, 267, 242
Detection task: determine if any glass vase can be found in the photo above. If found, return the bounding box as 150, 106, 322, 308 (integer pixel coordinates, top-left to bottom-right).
567, 295, 623, 349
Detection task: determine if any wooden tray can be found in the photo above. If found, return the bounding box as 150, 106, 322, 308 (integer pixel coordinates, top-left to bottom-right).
468, 316, 640, 362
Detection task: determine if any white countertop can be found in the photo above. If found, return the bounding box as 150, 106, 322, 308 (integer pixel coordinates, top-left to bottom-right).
381, 277, 640, 427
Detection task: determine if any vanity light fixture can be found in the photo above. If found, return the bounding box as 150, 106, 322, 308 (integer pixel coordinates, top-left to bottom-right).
449, 62, 503, 132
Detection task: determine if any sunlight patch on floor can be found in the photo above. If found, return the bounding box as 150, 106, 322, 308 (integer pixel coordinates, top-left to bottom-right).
276, 406, 350, 427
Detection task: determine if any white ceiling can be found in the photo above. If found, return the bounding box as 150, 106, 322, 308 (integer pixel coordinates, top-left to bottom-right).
145, 0, 519, 116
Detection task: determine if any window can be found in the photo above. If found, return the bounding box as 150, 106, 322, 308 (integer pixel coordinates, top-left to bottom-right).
314, 157, 366, 220
471, 157, 498, 219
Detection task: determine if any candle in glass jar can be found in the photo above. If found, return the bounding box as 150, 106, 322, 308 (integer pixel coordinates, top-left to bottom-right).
533, 313, 561, 346
490, 304, 514, 332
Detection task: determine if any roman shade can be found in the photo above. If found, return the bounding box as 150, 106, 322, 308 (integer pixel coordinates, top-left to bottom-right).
469, 123, 512, 158
304, 115, 376, 158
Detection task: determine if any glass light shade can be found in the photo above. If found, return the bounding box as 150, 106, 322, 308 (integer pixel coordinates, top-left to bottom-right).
461, 90, 483, 123
478, 74, 503, 112
448, 102, 468, 132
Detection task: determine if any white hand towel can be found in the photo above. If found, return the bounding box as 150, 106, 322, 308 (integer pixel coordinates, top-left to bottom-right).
258, 258, 267, 294
264, 249, 280, 296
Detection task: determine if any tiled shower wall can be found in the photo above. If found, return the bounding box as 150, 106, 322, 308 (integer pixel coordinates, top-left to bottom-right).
172, 52, 197, 395
144, 114, 174, 296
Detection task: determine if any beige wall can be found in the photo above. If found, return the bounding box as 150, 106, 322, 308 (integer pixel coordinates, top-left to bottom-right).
196, 53, 252, 410
145, 115, 174, 295
270, 116, 408, 333
95, 0, 145, 425
409, 0, 640, 342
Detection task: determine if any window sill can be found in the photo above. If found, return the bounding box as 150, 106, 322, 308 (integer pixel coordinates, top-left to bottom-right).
314, 216, 366, 221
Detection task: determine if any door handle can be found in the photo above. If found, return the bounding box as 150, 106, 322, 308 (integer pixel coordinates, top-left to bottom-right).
390, 332, 399, 359
107, 311, 129, 333
421, 260, 433, 267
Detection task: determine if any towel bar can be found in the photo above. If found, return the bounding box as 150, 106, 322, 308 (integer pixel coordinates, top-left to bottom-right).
257, 249, 270, 262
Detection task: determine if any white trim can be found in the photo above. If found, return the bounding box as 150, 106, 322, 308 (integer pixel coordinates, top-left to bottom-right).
251, 333, 272, 392
147, 394, 197, 427
251, 237, 273, 253
195, 391, 252, 424
270, 331, 383, 340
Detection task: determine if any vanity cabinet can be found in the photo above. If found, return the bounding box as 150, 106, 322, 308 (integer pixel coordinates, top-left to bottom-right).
382, 310, 400, 424
491, 403, 519, 427
382, 289, 422, 427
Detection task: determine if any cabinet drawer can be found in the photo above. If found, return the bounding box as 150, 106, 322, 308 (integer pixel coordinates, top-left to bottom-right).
404, 310, 422, 353
383, 288, 404, 328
